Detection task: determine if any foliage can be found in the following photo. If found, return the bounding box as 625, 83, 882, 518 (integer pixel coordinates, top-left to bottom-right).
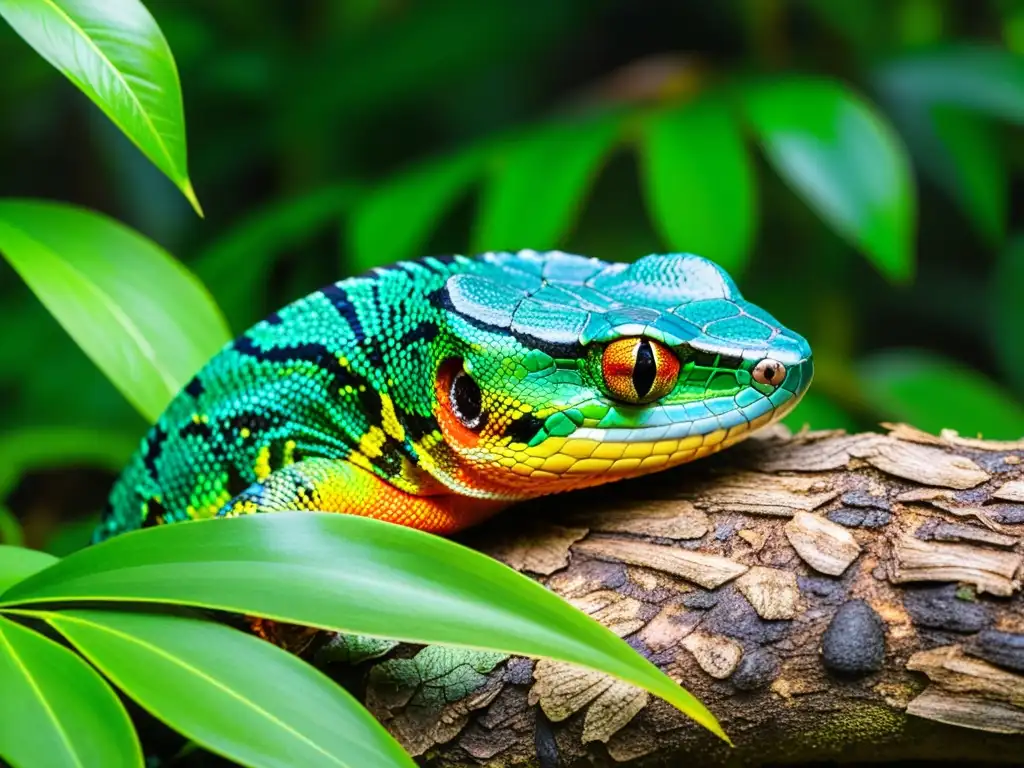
0, 509, 726, 766
0, 5, 722, 765
1, 1, 1020, 446
0, 0, 200, 212
1, 0, 1023, 765
0, 201, 230, 422
639, 96, 755, 273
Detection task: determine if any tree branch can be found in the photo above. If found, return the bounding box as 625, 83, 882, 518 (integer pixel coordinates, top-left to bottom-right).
322, 425, 1024, 766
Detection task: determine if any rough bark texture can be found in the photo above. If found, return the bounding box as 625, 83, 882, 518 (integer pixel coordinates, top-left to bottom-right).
320, 425, 1024, 767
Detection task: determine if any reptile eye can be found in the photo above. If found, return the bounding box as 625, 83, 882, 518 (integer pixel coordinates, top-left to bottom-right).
753, 358, 786, 387
450, 369, 485, 430
602, 338, 680, 404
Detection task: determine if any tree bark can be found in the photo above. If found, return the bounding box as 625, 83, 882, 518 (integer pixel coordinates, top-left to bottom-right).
320, 425, 1024, 767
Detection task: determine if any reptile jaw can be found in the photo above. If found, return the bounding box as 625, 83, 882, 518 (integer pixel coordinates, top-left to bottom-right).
451, 357, 810, 499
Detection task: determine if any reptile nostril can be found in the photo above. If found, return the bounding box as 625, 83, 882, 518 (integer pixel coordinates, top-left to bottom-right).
753, 358, 785, 387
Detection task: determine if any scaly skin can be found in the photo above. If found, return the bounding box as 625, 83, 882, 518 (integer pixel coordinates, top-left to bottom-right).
96, 251, 813, 543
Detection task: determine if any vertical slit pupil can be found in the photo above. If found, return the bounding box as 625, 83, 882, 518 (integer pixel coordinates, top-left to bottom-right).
632, 340, 657, 399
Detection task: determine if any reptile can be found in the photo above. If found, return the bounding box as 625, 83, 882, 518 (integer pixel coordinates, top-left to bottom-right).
95, 250, 813, 544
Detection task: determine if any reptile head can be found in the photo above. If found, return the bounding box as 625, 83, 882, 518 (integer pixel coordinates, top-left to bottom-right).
426, 251, 812, 500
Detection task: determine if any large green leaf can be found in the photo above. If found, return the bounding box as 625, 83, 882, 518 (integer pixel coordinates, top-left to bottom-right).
0, 512, 727, 740
0, 546, 58, 593
0, 201, 231, 422
473, 115, 621, 252
924, 107, 1005, 245
0, 614, 141, 768
349, 146, 487, 272
876, 83, 1006, 244
870, 46, 1024, 245
873, 45, 1024, 124
47, 609, 415, 768
743, 77, 915, 283
993, 237, 1024, 395
858, 350, 1024, 439
0, 0, 201, 213
196, 183, 361, 330
639, 97, 756, 273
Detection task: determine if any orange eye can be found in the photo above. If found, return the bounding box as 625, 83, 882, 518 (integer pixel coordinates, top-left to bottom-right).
601, 337, 680, 404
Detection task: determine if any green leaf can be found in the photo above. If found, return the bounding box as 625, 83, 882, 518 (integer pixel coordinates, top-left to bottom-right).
0, 426, 137, 497
47, 609, 415, 768
195, 183, 361, 330
0, 201, 231, 422
873, 45, 1024, 124
858, 350, 1024, 439
992, 236, 1024, 395
0, 0, 201, 213
0, 614, 141, 768
473, 115, 621, 253
0, 508, 23, 548
743, 77, 915, 283
282, 0, 580, 131
923, 107, 1005, 245
0, 546, 58, 593
1, 512, 727, 741
875, 82, 1006, 245
871, 45, 1023, 244
349, 146, 487, 273
639, 98, 756, 273
802, 0, 885, 54
782, 391, 859, 433
44, 517, 102, 558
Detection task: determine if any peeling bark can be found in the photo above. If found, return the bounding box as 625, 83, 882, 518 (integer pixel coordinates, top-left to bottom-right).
320, 425, 1024, 766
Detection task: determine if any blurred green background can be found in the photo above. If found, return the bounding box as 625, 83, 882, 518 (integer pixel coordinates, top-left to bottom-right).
1, 0, 1023, 550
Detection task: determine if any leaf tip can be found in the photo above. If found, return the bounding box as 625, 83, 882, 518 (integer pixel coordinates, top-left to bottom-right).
182, 181, 204, 218
695, 708, 732, 745
885, 254, 915, 286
